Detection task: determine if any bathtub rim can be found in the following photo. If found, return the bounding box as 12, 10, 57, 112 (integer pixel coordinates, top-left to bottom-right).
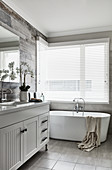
50, 110, 111, 118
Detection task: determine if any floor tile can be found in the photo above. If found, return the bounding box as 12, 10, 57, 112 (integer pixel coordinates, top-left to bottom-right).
61, 148, 82, 155
18, 136, 112, 170
97, 151, 112, 159
74, 164, 95, 170
31, 168, 51, 170
95, 159, 112, 168
80, 149, 98, 158
49, 146, 64, 153
42, 151, 61, 160
53, 160, 75, 170
36, 158, 56, 169
77, 156, 96, 165
59, 153, 79, 163
96, 167, 112, 170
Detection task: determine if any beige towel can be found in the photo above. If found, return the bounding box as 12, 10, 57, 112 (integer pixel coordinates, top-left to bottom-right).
78, 116, 101, 152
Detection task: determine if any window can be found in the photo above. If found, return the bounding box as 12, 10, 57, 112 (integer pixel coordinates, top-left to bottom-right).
37, 38, 109, 103
0, 50, 19, 82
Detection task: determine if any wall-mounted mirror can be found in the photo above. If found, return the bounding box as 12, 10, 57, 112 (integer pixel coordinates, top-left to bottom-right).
0, 26, 19, 82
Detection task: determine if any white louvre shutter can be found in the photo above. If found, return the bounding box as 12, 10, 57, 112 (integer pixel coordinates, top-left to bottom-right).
37, 38, 109, 103
84, 43, 109, 102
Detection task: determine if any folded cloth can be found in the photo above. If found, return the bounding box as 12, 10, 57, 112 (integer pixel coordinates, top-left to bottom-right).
78, 116, 101, 152
29, 98, 42, 102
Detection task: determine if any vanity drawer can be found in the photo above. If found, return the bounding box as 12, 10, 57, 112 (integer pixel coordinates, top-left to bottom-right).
39, 132, 48, 145
39, 123, 48, 133
39, 112, 49, 147
39, 112, 49, 126
39, 124, 49, 144
40, 129, 48, 139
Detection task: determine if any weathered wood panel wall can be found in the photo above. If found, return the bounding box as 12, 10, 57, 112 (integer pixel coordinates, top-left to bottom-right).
0, 1, 47, 100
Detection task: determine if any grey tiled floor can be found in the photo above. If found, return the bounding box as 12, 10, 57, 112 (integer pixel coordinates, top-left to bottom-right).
18, 135, 112, 170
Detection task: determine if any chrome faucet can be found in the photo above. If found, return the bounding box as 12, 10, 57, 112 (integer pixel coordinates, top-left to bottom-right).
74, 99, 79, 113
73, 98, 85, 114
5, 89, 13, 94
0, 88, 13, 102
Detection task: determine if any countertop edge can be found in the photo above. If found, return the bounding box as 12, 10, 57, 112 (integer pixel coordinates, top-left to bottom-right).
0, 101, 50, 116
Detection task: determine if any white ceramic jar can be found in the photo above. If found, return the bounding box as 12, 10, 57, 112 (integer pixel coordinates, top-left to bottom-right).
20, 91, 28, 102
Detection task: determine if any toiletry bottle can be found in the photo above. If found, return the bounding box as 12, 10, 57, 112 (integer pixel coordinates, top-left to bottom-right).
41, 93, 44, 101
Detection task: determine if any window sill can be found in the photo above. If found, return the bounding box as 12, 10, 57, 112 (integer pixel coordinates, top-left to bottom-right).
49, 100, 109, 105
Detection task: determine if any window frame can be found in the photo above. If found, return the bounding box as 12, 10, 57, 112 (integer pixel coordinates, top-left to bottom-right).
37, 38, 110, 104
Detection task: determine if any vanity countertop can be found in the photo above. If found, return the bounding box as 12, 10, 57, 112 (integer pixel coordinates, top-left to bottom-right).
0, 101, 50, 115
0, 101, 50, 128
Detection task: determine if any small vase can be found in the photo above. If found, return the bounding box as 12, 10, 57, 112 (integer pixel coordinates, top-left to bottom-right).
20, 91, 28, 102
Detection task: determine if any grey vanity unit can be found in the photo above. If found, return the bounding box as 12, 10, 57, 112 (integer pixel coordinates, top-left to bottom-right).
0, 101, 50, 170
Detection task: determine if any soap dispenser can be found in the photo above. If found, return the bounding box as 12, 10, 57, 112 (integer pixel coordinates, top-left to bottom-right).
40, 93, 44, 101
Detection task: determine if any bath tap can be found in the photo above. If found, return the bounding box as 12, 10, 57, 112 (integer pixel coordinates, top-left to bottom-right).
73, 98, 85, 114
75, 101, 79, 113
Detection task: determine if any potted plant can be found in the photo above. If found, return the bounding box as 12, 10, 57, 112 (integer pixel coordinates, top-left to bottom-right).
16, 62, 34, 102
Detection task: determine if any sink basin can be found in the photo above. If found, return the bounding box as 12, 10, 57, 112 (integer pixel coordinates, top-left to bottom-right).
14, 102, 35, 107
0, 101, 35, 107
0, 101, 15, 106
14, 101, 29, 105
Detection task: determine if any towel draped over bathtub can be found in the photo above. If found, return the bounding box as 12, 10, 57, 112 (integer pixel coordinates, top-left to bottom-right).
78, 116, 101, 152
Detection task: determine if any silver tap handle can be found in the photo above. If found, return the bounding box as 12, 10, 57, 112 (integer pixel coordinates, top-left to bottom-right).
79, 98, 85, 113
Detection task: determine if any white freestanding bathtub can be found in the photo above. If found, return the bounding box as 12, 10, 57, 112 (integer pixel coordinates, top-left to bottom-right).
50, 111, 110, 142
